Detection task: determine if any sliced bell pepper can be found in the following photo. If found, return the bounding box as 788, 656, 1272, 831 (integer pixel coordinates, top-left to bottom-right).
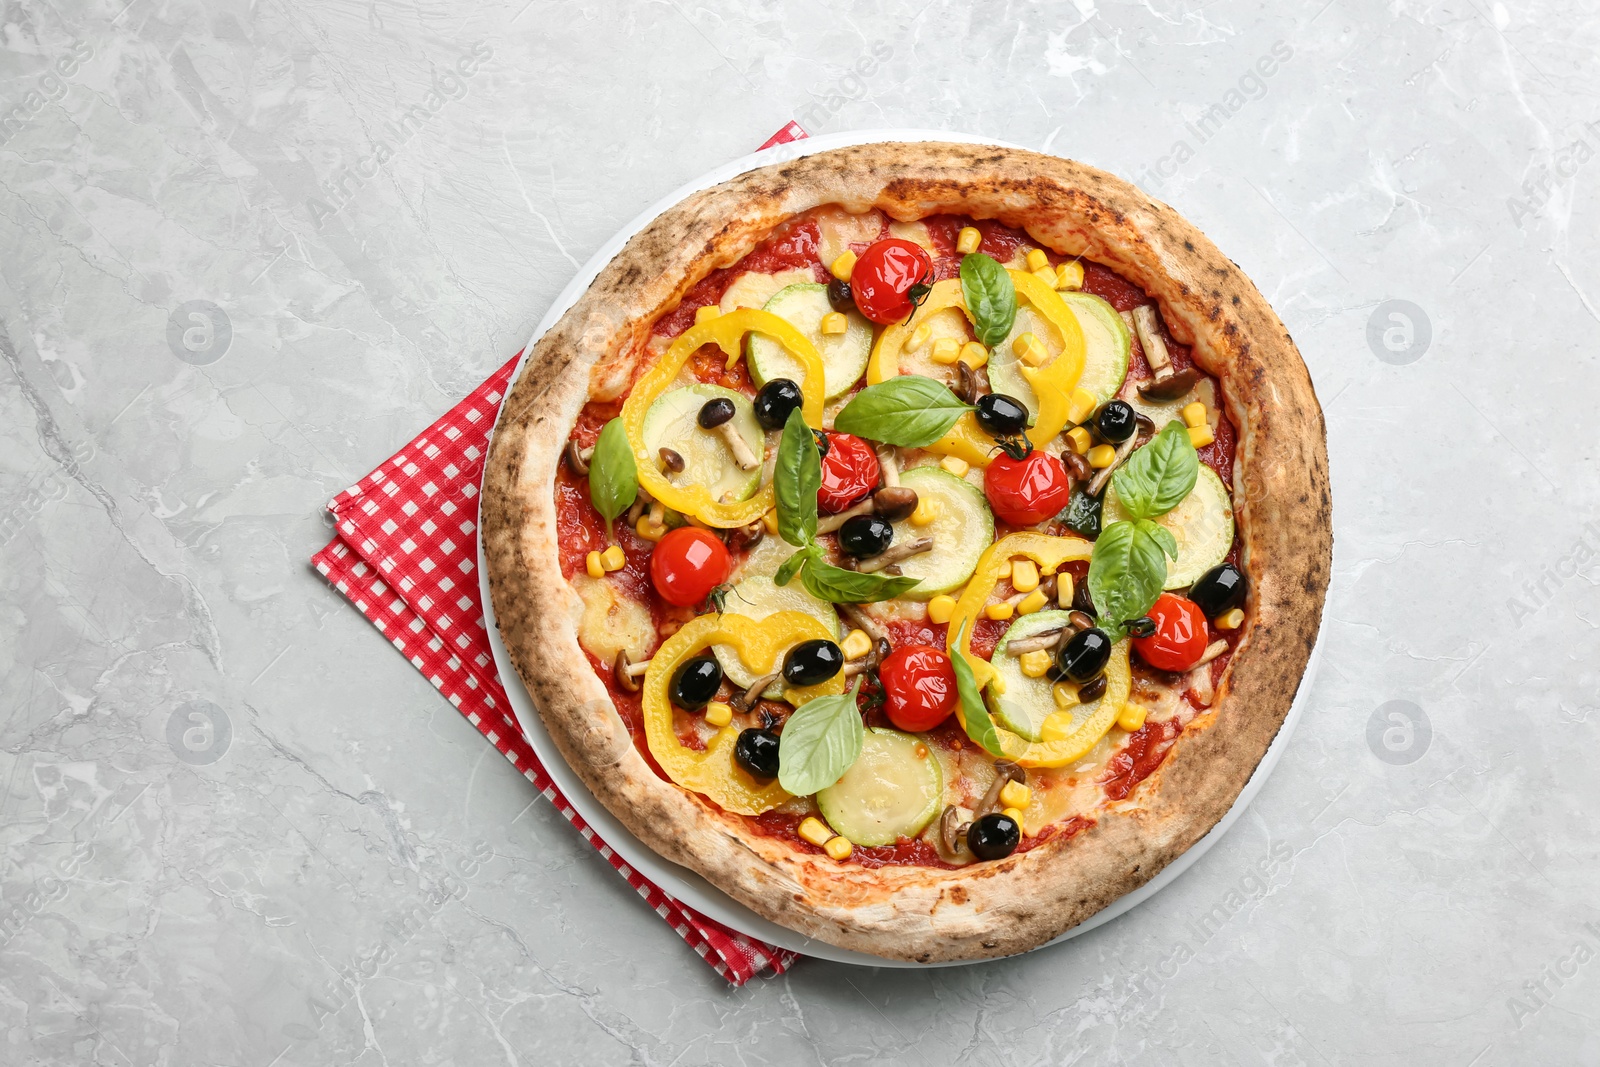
621, 308, 826, 529
641, 610, 845, 815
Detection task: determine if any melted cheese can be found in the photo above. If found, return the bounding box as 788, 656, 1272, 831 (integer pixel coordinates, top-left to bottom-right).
571, 574, 655, 665
815, 206, 885, 269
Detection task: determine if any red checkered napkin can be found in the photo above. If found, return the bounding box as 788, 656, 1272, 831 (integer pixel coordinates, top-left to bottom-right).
312, 123, 810, 985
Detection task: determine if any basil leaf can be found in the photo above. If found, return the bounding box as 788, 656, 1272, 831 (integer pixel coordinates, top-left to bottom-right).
950, 620, 1005, 757
799, 556, 921, 604
959, 253, 1017, 348
1111, 420, 1199, 520
773, 544, 815, 588
774, 407, 820, 547
832, 376, 974, 448
777, 679, 865, 796
587, 418, 637, 536
1088, 519, 1171, 631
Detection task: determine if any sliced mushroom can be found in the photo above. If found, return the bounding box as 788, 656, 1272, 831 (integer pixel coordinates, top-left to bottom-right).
1004, 627, 1068, 656
1138, 367, 1203, 402
711, 422, 761, 471
726, 521, 765, 552
871, 486, 918, 522
876, 446, 901, 488
1187, 663, 1215, 707
612, 651, 651, 693
815, 499, 875, 535
658, 447, 685, 474
626, 484, 653, 525
1191, 638, 1229, 669
1076, 674, 1108, 703
1060, 449, 1092, 483
975, 760, 1024, 817
1085, 427, 1142, 497
564, 441, 593, 476
1067, 610, 1096, 632
953, 360, 983, 405
730, 670, 781, 712
1130, 305, 1173, 378
934, 805, 973, 864
836, 602, 888, 645
843, 637, 891, 677
854, 536, 932, 573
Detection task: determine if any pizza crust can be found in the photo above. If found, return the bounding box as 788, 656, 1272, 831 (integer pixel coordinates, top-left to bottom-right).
481, 142, 1331, 963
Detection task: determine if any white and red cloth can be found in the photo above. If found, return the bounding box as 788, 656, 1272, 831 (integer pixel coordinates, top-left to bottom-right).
312, 123, 809, 985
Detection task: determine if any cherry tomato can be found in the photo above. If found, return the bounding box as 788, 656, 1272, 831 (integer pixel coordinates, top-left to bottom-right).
649, 527, 730, 606
850, 238, 934, 324
983, 447, 1073, 526
1132, 593, 1209, 672
878, 645, 958, 732
818, 432, 880, 514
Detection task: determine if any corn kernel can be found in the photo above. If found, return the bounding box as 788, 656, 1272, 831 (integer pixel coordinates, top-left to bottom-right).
761, 509, 779, 534
1051, 683, 1079, 712
1056, 571, 1074, 608
1087, 443, 1117, 469
1019, 649, 1053, 678
930, 337, 961, 365
1066, 427, 1092, 455
1216, 608, 1245, 631
830, 250, 857, 281
927, 594, 957, 624
1117, 704, 1149, 732
635, 516, 667, 542
1000, 779, 1032, 809
1066, 387, 1098, 425
600, 545, 626, 572
704, 701, 733, 727
1182, 401, 1208, 428
798, 817, 833, 847
1011, 559, 1040, 593
908, 322, 933, 350
1017, 589, 1049, 615
824, 836, 854, 860
1055, 261, 1084, 290
584, 550, 605, 579
1025, 248, 1050, 272
694, 304, 721, 324
1032, 265, 1057, 288
1042, 710, 1075, 738
820, 311, 848, 336
959, 341, 988, 369
940, 455, 970, 477
985, 601, 1014, 621
841, 629, 873, 661
1001, 807, 1026, 833
1188, 424, 1215, 449
910, 496, 944, 527
1013, 331, 1049, 366
956, 226, 982, 254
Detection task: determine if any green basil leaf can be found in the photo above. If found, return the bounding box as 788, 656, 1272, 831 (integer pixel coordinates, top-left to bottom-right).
1088, 519, 1170, 631
773, 544, 815, 588
832, 376, 973, 448
1110, 420, 1199, 520
777, 679, 865, 796
950, 620, 1005, 758
959, 252, 1017, 348
799, 556, 921, 604
774, 407, 820, 547
587, 418, 637, 536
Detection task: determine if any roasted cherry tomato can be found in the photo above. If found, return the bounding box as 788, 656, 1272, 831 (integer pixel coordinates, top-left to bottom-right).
983, 446, 1074, 526
878, 645, 958, 732
850, 238, 934, 324
648, 527, 731, 606
818, 432, 880, 514
1132, 593, 1209, 672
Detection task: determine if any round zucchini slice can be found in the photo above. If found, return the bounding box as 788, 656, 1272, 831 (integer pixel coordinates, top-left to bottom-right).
711, 573, 840, 693
748, 283, 873, 399
988, 291, 1130, 415
816, 728, 943, 847
640, 385, 764, 505
985, 610, 1075, 743
1102, 465, 1234, 588
887, 466, 994, 600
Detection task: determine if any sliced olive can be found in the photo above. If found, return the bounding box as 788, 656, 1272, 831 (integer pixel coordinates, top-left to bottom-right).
967, 812, 1020, 861
826, 279, 855, 313
1070, 579, 1097, 618
782, 639, 844, 687
670, 655, 722, 711
735, 727, 781, 779
838, 515, 893, 558
1188, 562, 1246, 617
1095, 400, 1137, 443
753, 378, 803, 431
1055, 627, 1112, 683
975, 393, 1029, 438
697, 396, 737, 429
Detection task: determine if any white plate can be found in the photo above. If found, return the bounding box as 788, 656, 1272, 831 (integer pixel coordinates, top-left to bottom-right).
478, 129, 1322, 967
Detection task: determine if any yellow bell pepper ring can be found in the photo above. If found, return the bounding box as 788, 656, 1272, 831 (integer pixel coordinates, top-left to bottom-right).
641, 611, 845, 815
1009, 270, 1087, 448
620, 308, 827, 529
867, 279, 969, 384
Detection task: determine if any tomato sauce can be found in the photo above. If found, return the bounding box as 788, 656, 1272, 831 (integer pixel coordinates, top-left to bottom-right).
1099, 716, 1183, 801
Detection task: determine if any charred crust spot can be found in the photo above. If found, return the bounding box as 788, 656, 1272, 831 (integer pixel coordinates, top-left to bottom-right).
1184, 240, 1195, 251
947, 886, 969, 905
1232, 295, 1242, 306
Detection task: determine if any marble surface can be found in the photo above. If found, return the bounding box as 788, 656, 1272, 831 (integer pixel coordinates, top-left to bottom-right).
1, 0, 1597, 1063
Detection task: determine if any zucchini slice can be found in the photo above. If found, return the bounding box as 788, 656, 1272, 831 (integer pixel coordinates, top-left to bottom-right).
640, 385, 764, 505
985, 610, 1075, 743
1102, 465, 1234, 588
816, 728, 944, 847
718, 268, 814, 316
748, 283, 873, 399
712, 573, 840, 693
988, 291, 1131, 415
887, 466, 994, 600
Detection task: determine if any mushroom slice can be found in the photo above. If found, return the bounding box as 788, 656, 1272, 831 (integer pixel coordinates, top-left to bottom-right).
854, 537, 933, 574
563, 441, 593, 476
612, 651, 650, 694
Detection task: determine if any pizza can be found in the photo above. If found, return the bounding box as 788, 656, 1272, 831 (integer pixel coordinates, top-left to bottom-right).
482, 142, 1330, 963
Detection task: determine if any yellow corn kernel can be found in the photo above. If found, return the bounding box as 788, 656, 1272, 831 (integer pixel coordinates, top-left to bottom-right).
1000, 779, 1032, 809
1188, 424, 1216, 449
1011, 559, 1040, 593
1066, 426, 1092, 455
1055, 261, 1084, 290
600, 545, 626, 572
1182, 401, 1208, 428
1216, 608, 1245, 631
1042, 710, 1075, 738
908, 322, 933, 350
704, 701, 733, 728
584, 550, 605, 579
694, 304, 721, 325
940, 455, 970, 477
1056, 571, 1073, 608
1017, 589, 1049, 615
840, 629, 873, 661
824, 836, 854, 860
1019, 649, 1052, 678
798, 816, 833, 847
1087, 443, 1117, 469
985, 601, 1014, 622
910, 496, 944, 527
1013, 331, 1049, 367
1051, 683, 1079, 711
930, 337, 961, 365
830, 250, 857, 281
956, 226, 982, 254
635, 516, 667, 542
1025, 248, 1050, 272
1117, 703, 1149, 732
762, 509, 779, 534
927, 594, 957, 624
959, 341, 989, 369
1066, 387, 1098, 425
820, 311, 848, 336
1032, 265, 1057, 289
1001, 807, 1026, 834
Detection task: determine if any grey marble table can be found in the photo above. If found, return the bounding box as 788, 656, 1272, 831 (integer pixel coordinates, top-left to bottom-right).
3, 1, 1597, 1064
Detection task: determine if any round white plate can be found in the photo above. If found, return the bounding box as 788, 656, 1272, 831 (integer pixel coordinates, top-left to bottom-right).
478, 129, 1322, 967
